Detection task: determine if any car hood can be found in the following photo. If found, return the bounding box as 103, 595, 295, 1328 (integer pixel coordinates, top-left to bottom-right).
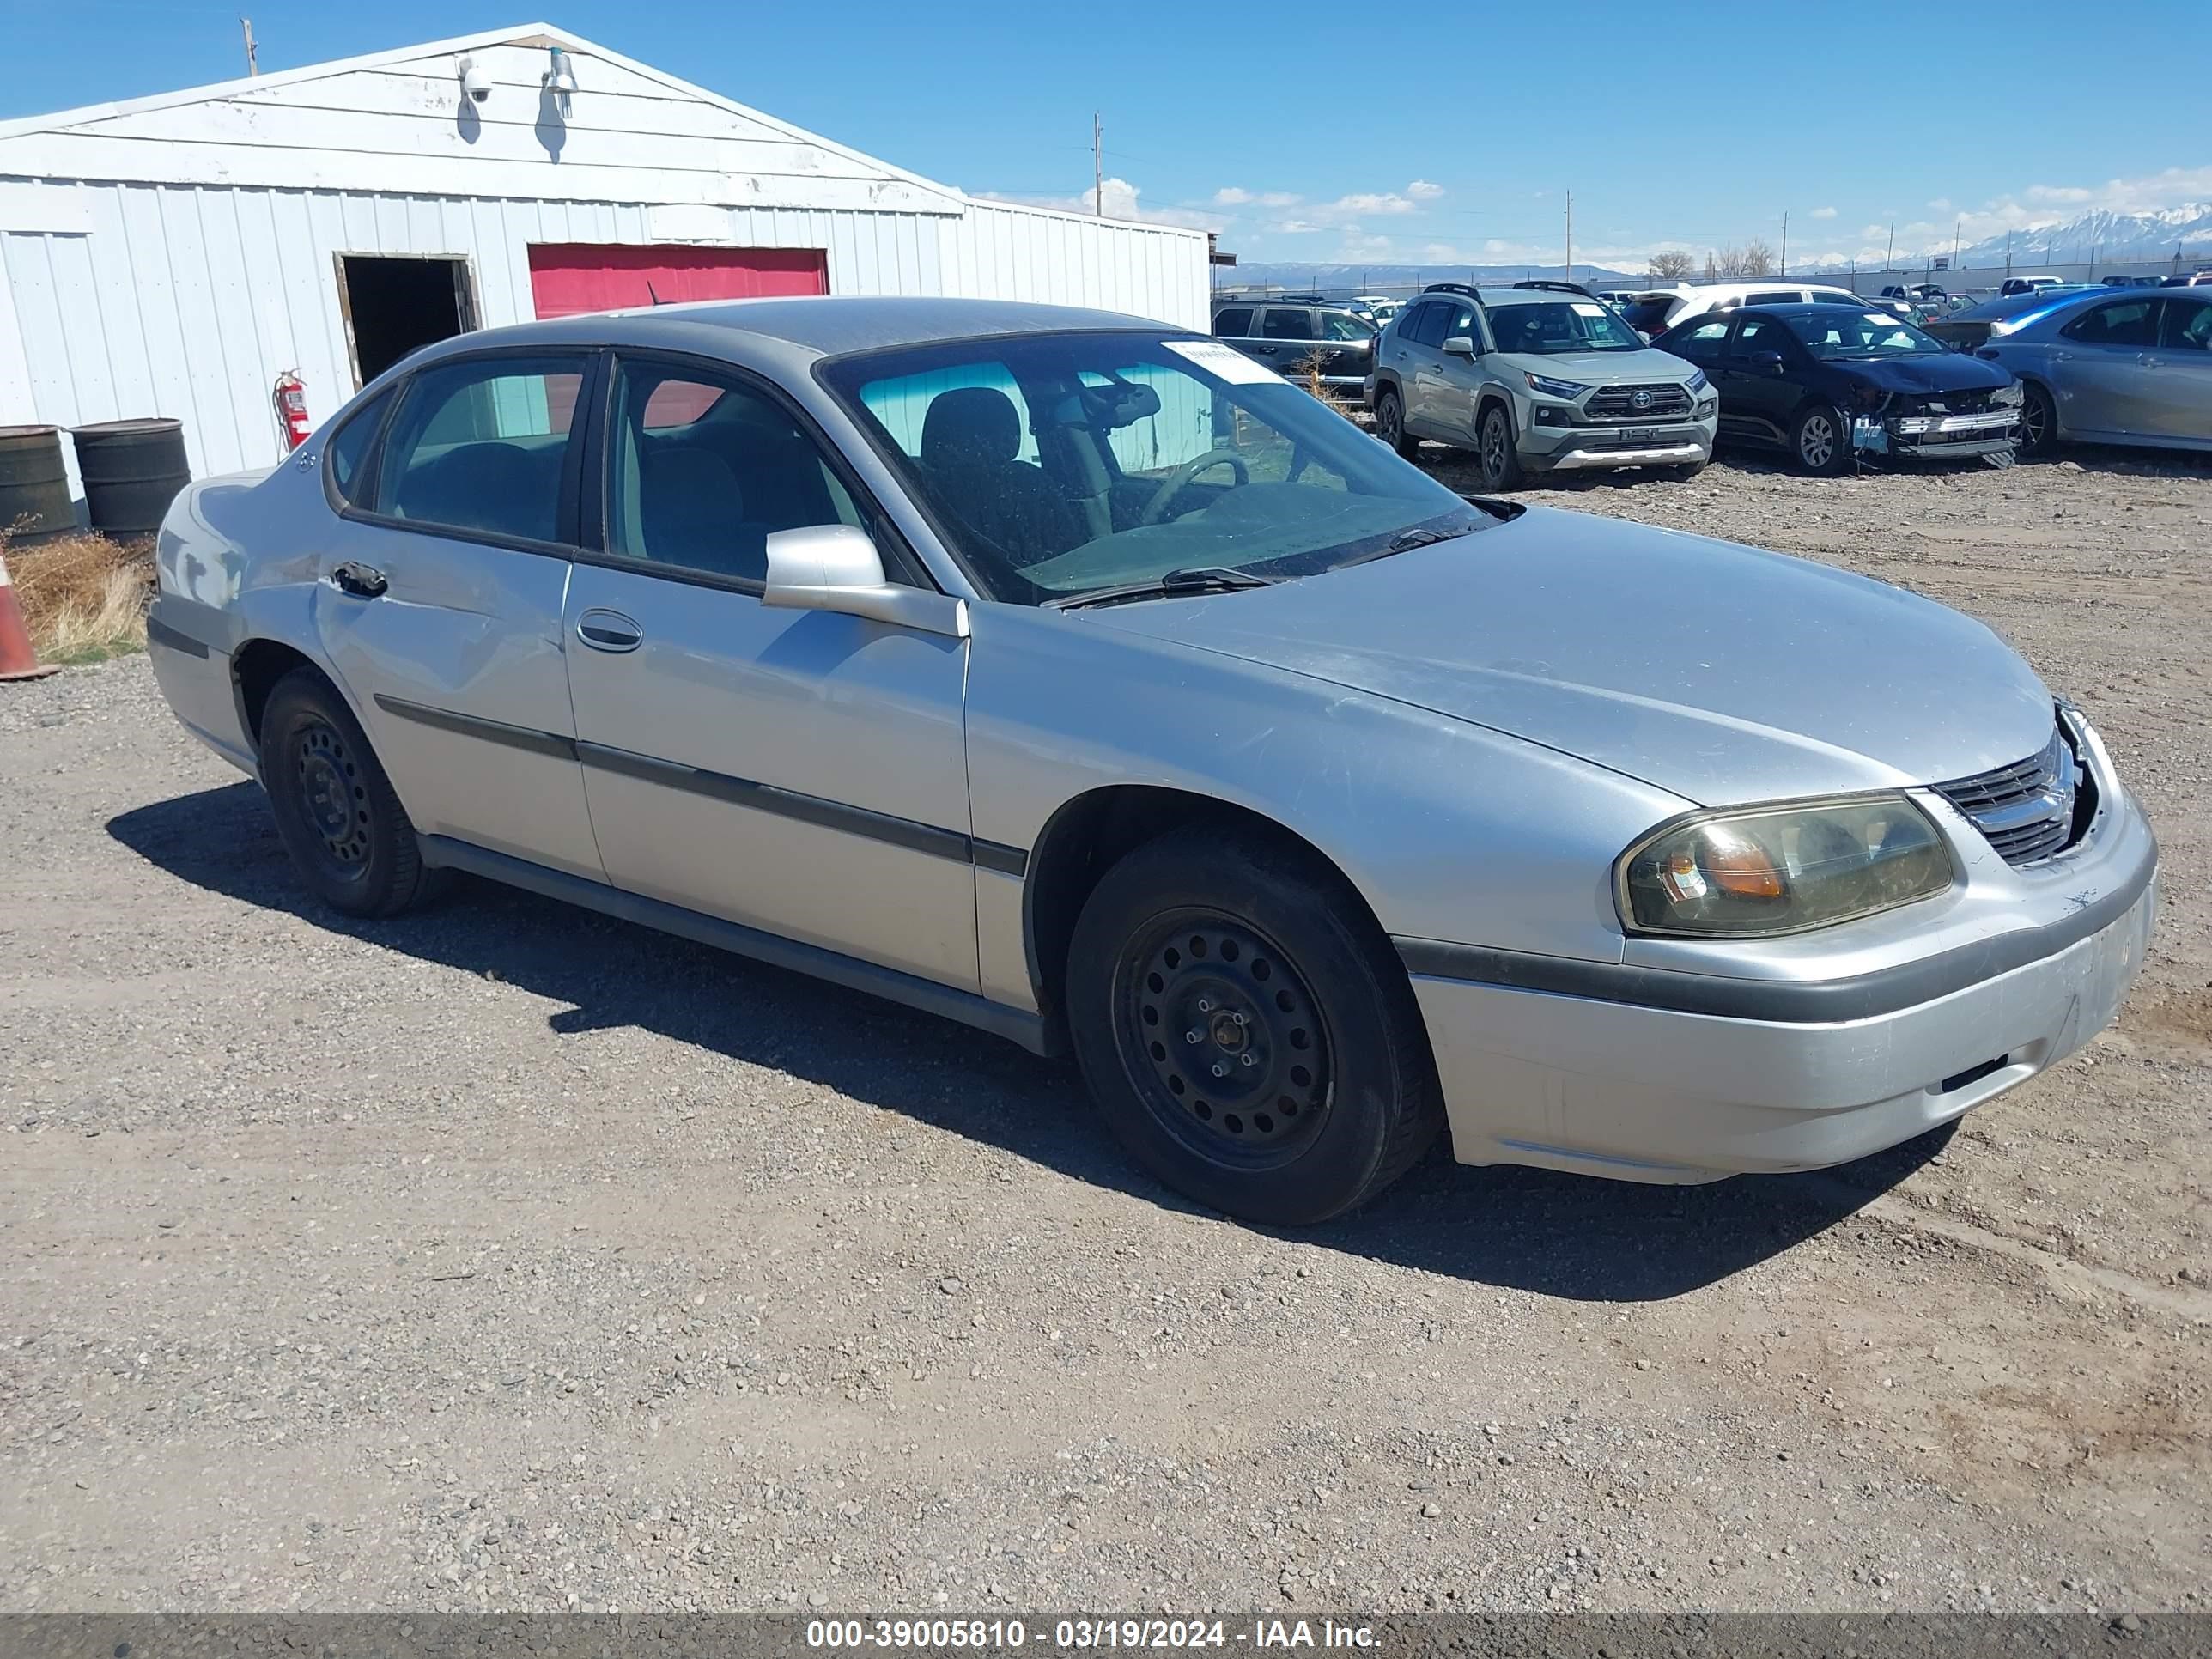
1498, 347, 1695, 386
1832, 352, 2015, 396
1083, 507, 2056, 806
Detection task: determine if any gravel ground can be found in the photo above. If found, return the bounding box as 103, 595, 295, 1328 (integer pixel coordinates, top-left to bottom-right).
3, 450, 2209, 1617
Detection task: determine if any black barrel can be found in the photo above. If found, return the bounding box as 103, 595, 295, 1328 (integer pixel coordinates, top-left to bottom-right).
0, 424, 76, 544
71, 417, 191, 535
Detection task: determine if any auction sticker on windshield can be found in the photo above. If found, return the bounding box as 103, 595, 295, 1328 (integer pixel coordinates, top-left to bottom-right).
1571, 302, 1607, 317
1161, 339, 1285, 386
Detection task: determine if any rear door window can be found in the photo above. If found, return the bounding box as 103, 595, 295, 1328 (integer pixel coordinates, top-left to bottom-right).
370, 355, 588, 544
1401, 301, 1449, 349
1212, 307, 1255, 337
325, 386, 395, 506
1261, 307, 1316, 341
2063, 299, 2160, 347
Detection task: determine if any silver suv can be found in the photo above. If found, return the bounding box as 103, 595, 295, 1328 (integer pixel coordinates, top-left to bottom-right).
1370, 283, 1719, 488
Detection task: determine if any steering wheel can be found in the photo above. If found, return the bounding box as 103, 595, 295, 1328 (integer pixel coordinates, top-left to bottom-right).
1139, 448, 1250, 526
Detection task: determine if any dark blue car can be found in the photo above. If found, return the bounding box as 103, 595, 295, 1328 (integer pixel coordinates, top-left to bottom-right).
1653, 303, 2022, 474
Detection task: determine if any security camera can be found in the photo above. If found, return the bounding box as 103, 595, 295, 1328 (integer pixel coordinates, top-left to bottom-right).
459, 58, 491, 105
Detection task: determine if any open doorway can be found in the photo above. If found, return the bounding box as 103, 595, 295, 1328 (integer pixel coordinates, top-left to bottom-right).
335, 254, 480, 388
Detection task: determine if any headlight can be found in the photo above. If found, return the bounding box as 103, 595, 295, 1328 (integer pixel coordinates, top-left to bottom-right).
1617, 796, 1953, 938
1684, 368, 1709, 394
1526, 373, 1590, 399
1990, 382, 2023, 406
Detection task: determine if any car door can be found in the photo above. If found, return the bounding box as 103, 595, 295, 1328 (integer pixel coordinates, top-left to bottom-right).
1394, 301, 1446, 430
1718, 313, 1803, 445
1251, 306, 1321, 380
559, 351, 978, 989
2052, 297, 2164, 437
2138, 295, 2212, 441
1426, 299, 1488, 443
1662, 317, 1738, 438
314, 348, 604, 880
1318, 307, 1377, 382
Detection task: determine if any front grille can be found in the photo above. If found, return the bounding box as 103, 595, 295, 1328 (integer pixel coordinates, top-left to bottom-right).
1585, 383, 1693, 420
1921, 390, 1993, 416
1933, 727, 2081, 866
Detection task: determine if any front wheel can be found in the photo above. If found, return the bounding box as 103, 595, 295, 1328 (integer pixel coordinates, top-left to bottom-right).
1791, 403, 1852, 476
1065, 827, 1443, 1226
2017, 382, 2057, 458
1477, 404, 1525, 490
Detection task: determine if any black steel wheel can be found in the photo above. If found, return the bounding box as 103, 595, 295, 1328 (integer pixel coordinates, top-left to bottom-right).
1117, 908, 1333, 1170
1066, 824, 1444, 1225
258, 667, 440, 918
1374, 386, 1417, 458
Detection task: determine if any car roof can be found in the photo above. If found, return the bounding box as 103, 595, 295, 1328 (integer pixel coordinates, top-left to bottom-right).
416, 295, 1175, 363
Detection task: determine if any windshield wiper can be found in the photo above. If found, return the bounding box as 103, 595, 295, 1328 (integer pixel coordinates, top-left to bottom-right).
1052, 567, 1276, 611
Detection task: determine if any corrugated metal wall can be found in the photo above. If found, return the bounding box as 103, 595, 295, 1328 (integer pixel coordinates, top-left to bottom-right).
0, 180, 1207, 486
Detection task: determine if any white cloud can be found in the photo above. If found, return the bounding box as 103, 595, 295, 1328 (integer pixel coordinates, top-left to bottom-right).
1213, 186, 1254, 205
1273, 219, 1322, 234
976, 176, 1217, 230
1212, 186, 1302, 209
1257, 191, 1302, 208
1810, 205, 1838, 220
1406, 179, 1445, 202
1926, 198, 1952, 212
1325, 191, 1419, 217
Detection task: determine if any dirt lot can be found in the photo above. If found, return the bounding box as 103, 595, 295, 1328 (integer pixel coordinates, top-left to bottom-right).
3, 452, 2209, 1617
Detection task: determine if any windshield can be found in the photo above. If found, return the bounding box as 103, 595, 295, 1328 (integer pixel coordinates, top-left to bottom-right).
1784, 310, 1947, 357
819, 331, 1490, 606
1486, 300, 1644, 355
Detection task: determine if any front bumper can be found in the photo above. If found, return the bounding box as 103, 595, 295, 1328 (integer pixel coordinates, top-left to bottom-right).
1399, 783, 2157, 1184
1520, 406, 1718, 473
1854, 407, 2020, 460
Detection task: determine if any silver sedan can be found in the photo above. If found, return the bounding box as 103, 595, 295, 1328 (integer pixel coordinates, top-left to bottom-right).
146, 297, 2158, 1224
1978, 286, 2212, 455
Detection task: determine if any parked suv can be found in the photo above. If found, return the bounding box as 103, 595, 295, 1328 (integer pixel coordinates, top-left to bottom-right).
1212, 298, 1378, 390
1370, 284, 1719, 487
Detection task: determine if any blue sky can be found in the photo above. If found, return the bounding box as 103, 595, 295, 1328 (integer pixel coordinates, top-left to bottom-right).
5, 0, 2208, 270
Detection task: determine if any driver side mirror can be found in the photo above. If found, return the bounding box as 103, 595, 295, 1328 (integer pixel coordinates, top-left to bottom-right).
762, 525, 969, 639
1747, 349, 1785, 373
1443, 335, 1480, 359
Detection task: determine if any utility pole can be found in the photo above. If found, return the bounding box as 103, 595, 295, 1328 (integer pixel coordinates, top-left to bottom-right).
1091, 113, 1102, 217
2005, 230, 2013, 278
1780, 210, 1789, 277
240, 15, 258, 75
1952, 216, 1960, 271
1564, 190, 1572, 282
1886, 220, 1894, 271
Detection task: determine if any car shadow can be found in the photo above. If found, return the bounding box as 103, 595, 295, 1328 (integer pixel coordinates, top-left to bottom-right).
107, 781, 1948, 1304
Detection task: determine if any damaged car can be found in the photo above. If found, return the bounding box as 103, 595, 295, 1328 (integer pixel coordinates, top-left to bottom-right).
1655, 302, 2021, 473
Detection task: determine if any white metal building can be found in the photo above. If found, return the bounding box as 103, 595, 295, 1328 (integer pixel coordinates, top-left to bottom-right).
0, 22, 1211, 491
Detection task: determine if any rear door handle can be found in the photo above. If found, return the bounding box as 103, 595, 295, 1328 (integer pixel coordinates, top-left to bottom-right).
575, 609, 642, 653
330, 561, 386, 599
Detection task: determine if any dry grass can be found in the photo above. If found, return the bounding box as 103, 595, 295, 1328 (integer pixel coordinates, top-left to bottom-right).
2, 526, 155, 665
1297, 348, 1358, 420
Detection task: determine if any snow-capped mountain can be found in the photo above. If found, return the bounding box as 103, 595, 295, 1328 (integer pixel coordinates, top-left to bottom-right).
1954, 204, 2212, 264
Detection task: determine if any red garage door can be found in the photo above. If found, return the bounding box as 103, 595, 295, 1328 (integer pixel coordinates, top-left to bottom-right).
526, 244, 829, 319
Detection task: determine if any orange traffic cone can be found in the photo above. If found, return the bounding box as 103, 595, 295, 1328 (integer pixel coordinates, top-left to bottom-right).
0, 551, 61, 682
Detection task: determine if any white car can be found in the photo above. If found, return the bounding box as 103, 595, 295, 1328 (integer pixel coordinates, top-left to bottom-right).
1619, 281, 1871, 340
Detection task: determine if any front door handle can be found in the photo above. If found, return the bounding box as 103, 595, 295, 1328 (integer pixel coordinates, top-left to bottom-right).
330, 561, 386, 599
575, 609, 642, 653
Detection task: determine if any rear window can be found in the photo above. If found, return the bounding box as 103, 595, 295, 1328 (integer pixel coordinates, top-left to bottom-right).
1620, 296, 1679, 333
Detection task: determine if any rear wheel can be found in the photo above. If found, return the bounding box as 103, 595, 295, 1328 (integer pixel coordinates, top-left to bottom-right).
1066, 826, 1443, 1226
2017, 381, 2057, 457
1477, 404, 1525, 490
1373, 386, 1417, 458
1791, 403, 1852, 475
258, 668, 439, 918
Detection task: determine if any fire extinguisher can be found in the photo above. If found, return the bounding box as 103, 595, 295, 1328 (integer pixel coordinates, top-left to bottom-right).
275, 370, 311, 450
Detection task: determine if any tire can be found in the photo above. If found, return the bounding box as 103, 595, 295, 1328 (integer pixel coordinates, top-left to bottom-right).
1065, 825, 1444, 1226
1790, 403, 1852, 476
258, 667, 439, 918
1661, 455, 1710, 481
1477, 403, 1525, 490
1373, 386, 1418, 459
2017, 381, 2057, 458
